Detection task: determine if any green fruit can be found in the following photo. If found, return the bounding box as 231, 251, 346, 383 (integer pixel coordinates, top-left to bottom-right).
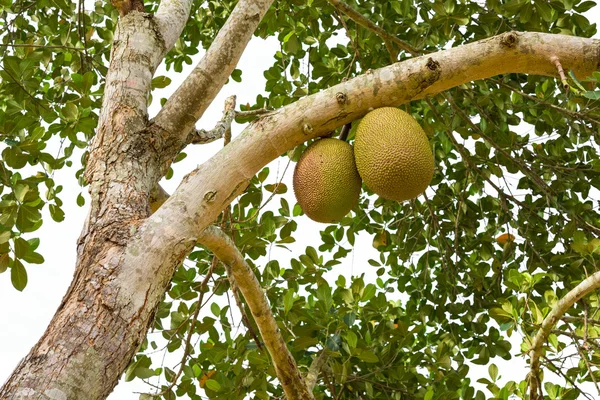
354, 107, 434, 201
293, 138, 362, 223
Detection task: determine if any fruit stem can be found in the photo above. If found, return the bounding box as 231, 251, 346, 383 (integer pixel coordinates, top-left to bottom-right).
339, 123, 351, 142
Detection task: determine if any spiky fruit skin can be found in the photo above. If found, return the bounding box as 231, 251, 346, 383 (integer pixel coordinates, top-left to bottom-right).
293, 138, 362, 223
354, 107, 434, 201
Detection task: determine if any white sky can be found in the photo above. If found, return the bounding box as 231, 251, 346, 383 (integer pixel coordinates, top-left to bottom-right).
2, 6, 600, 400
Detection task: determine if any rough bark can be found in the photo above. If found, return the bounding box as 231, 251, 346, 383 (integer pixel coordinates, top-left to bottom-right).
1, 30, 599, 400
0, 5, 192, 400
152, 0, 275, 165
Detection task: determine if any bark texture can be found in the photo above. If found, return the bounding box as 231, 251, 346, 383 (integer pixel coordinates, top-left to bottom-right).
1, 27, 599, 400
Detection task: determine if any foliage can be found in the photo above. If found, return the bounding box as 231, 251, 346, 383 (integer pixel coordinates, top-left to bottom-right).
2, 0, 600, 399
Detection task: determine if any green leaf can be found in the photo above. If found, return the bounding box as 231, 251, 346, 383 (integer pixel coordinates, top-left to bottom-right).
357, 350, 379, 363
205, 379, 221, 391
151, 76, 172, 89
283, 289, 295, 313
345, 330, 357, 348
489, 363, 499, 381
0, 231, 11, 245
62, 103, 79, 122
11, 259, 27, 291
361, 284, 376, 302
0, 253, 9, 273
264, 183, 287, 194
14, 237, 29, 258
49, 204, 65, 222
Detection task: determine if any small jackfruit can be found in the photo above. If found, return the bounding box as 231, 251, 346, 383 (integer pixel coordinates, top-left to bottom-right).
293, 138, 362, 223
354, 107, 434, 201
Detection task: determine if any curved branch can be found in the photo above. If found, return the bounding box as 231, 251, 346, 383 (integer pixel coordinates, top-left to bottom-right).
198, 226, 314, 400
151, 32, 600, 240
153, 0, 274, 142
529, 270, 600, 399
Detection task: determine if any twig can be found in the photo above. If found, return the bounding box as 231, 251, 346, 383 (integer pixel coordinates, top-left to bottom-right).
186, 95, 237, 145
198, 226, 315, 400
236, 108, 272, 118
550, 56, 569, 91
562, 316, 600, 327
446, 91, 600, 236
0, 43, 85, 51
529, 270, 600, 399
567, 324, 600, 396
542, 356, 594, 400
326, 0, 419, 56
491, 79, 600, 126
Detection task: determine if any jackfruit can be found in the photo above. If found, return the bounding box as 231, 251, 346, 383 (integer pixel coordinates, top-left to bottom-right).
354, 107, 434, 201
293, 138, 362, 223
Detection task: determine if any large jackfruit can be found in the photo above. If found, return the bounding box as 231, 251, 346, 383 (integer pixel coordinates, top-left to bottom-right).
354, 107, 434, 201
293, 138, 362, 223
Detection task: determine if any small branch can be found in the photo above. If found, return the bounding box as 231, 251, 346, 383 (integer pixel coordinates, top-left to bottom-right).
491, 79, 600, 126
326, 0, 419, 56
149, 184, 170, 214
0, 43, 84, 51
153, 0, 274, 145
236, 108, 272, 118
550, 55, 569, 91
529, 270, 600, 399
567, 324, 600, 396
186, 96, 237, 145
305, 349, 329, 391
542, 356, 595, 400
198, 226, 315, 400
562, 316, 600, 327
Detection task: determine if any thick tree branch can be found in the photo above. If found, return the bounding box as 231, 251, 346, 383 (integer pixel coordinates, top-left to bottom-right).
151, 32, 599, 247
327, 0, 419, 56
197, 226, 314, 400
154, 0, 194, 51
529, 271, 600, 399
153, 0, 274, 145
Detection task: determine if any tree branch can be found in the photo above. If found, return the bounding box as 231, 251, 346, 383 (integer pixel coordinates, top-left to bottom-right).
529, 270, 600, 399
306, 349, 330, 392
153, 0, 274, 145
327, 0, 419, 56
186, 96, 237, 145
197, 226, 314, 400
154, 0, 194, 52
